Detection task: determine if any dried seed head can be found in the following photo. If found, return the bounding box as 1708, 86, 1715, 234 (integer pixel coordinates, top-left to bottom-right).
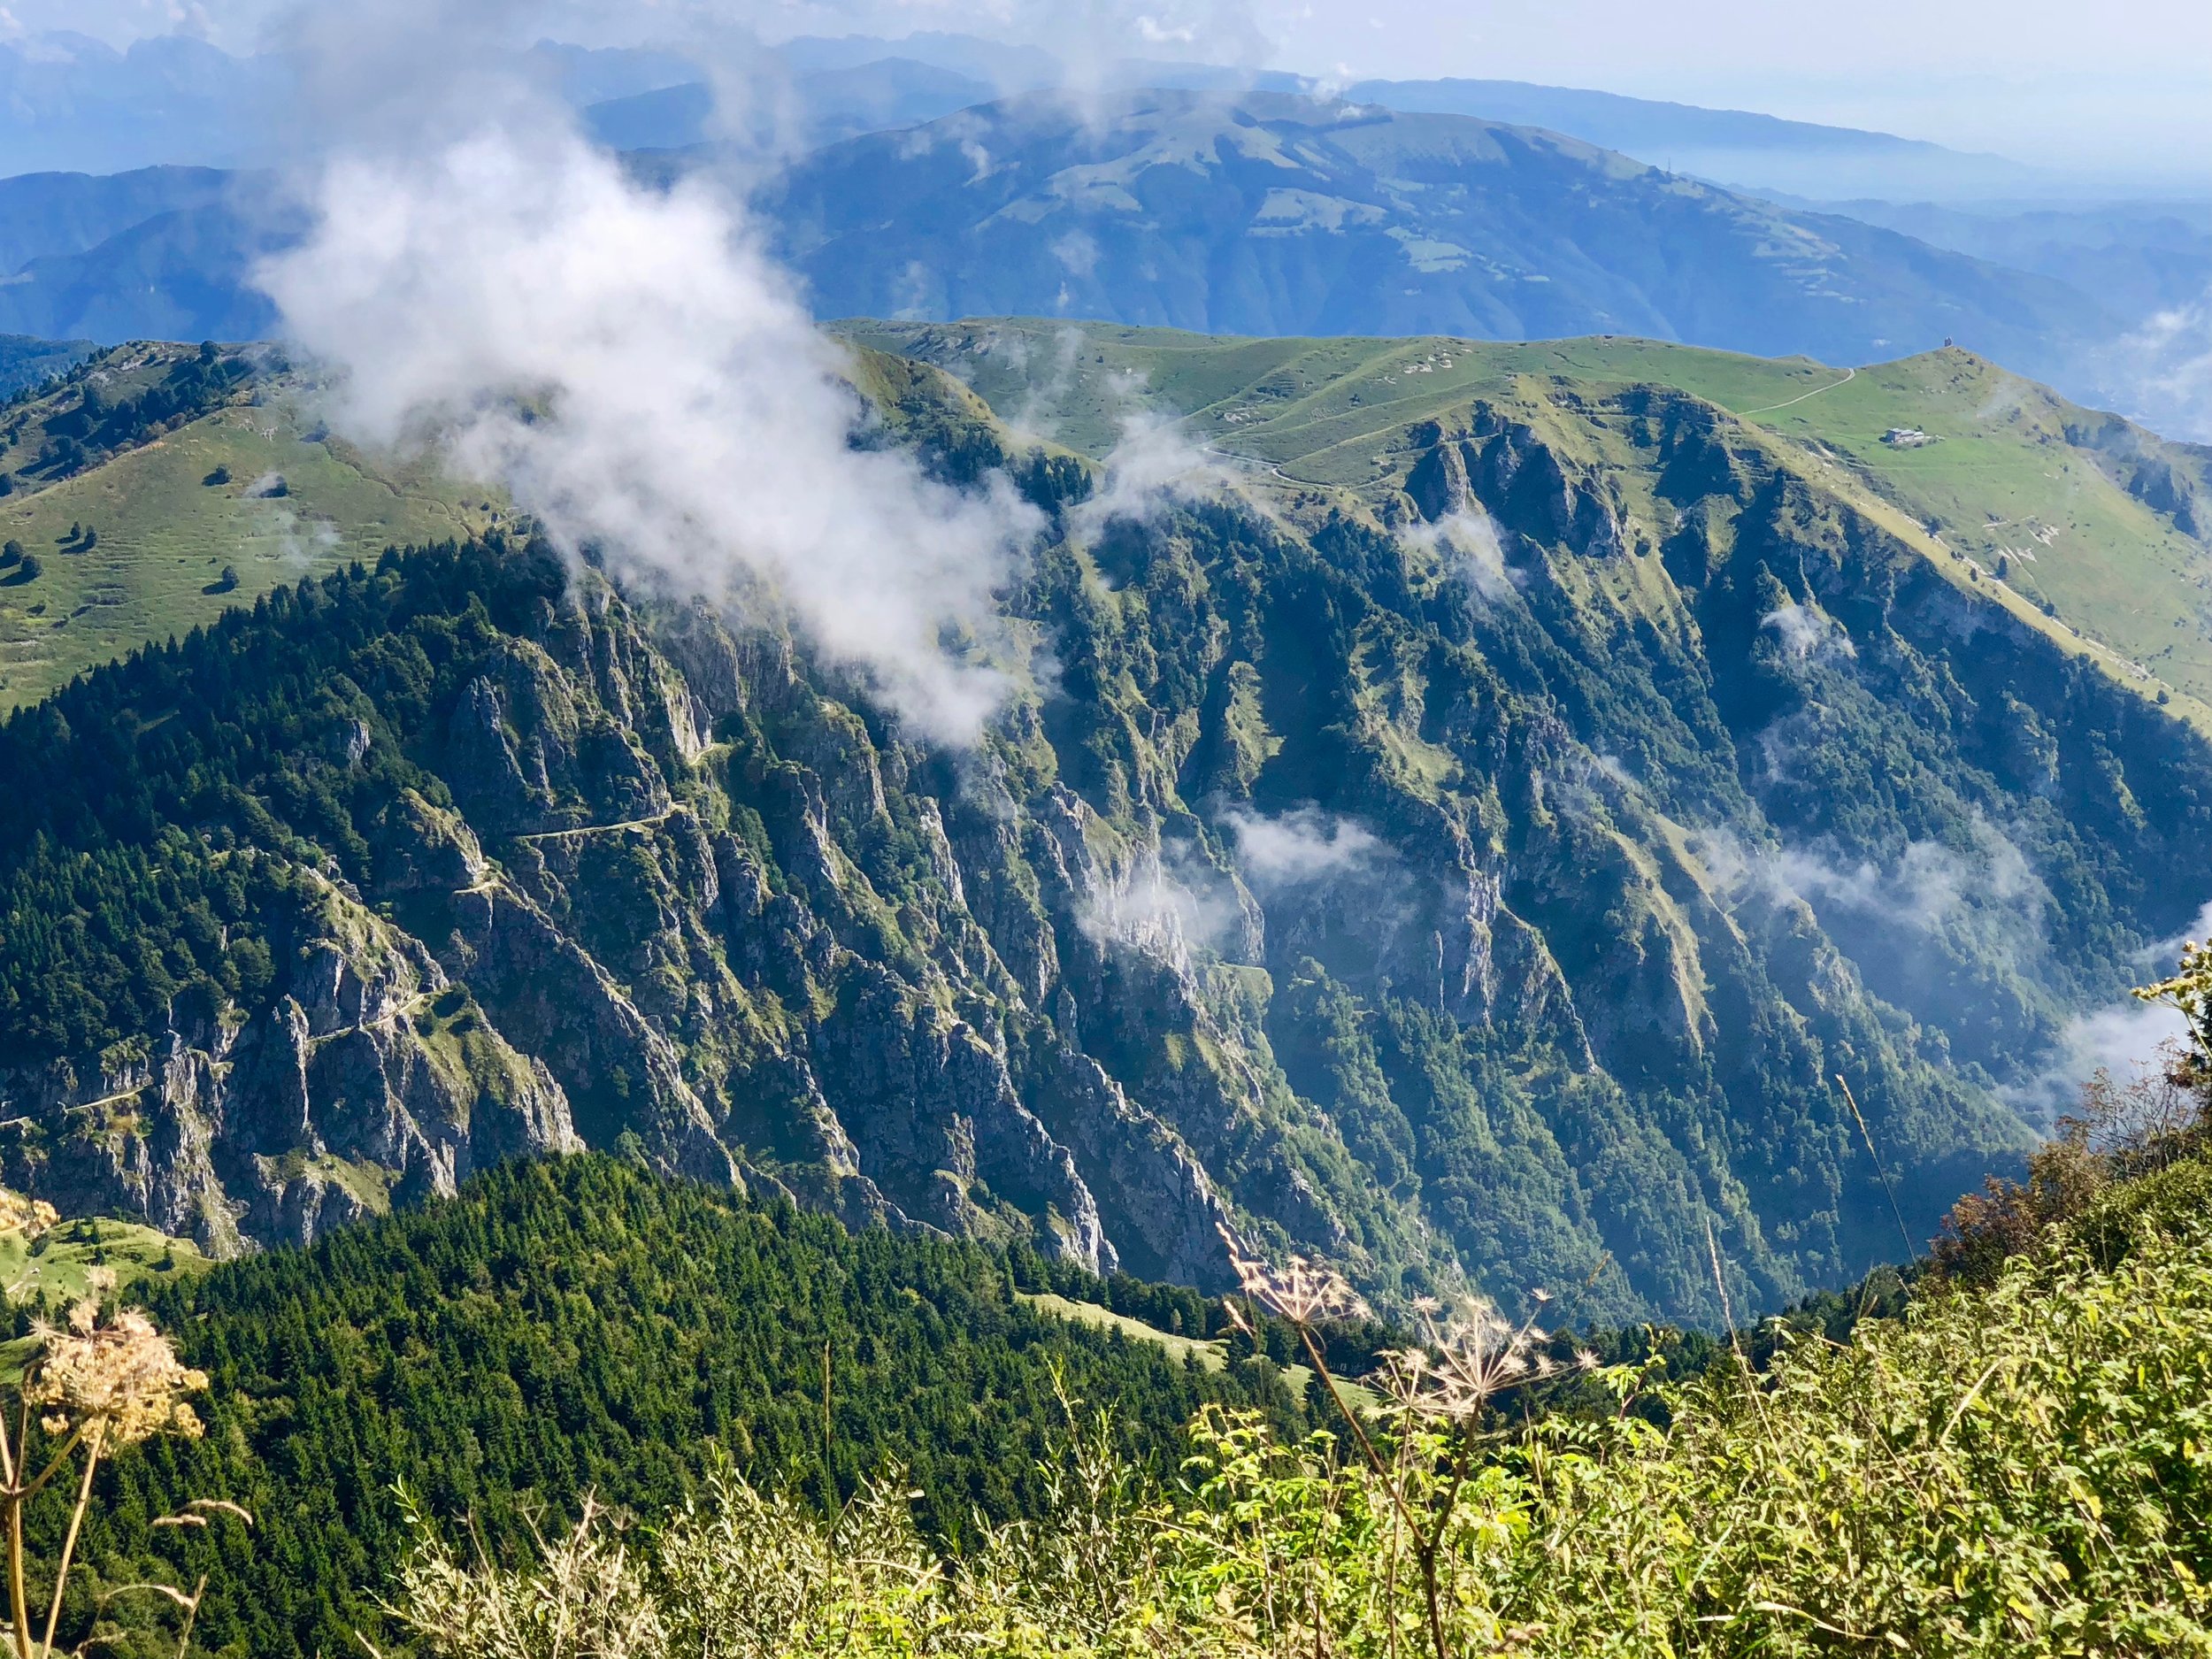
0, 1189, 58, 1239
1217, 1225, 1369, 1326
27, 1292, 208, 1447
1369, 1291, 1555, 1425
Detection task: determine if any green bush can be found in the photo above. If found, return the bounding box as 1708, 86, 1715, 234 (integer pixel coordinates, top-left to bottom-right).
384, 1178, 2212, 1657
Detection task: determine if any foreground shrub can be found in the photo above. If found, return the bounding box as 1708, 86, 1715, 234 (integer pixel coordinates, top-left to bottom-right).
0, 1271, 238, 1659
384, 1193, 2212, 1658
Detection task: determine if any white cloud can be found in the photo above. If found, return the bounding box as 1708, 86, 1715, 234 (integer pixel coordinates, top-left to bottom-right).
259, 503, 340, 572
1702, 817, 2043, 937
1051, 228, 1101, 276
1078, 841, 1244, 962
256, 114, 1043, 742
1758, 601, 1855, 664
1402, 510, 1516, 603
2134, 898, 2212, 972
2003, 896, 2212, 1121
990, 324, 1089, 447
1079, 810, 1386, 965
2001, 997, 2188, 1125
1227, 807, 1383, 886
2107, 285, 2212, 443
1071, 411, 1248, 538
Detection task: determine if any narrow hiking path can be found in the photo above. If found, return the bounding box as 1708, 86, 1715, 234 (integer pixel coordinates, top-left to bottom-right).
511, 805, 680, 843
1740, 365, 1856, 416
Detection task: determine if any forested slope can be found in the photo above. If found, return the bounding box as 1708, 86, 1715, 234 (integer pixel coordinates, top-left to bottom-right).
1, 334, 2208, 1334
39, 1154, 1301, 1659
367, 1102, 2212, 1659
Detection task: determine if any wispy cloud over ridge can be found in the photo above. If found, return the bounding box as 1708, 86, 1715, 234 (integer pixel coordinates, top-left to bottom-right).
254, 4, 1048, 741
1227, 807, 1386, 887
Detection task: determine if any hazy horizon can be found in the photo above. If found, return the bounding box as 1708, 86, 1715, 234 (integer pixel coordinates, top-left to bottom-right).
12, 0, 2209, 189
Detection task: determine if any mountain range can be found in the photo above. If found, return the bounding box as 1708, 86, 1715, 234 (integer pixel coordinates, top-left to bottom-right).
4, 328, 2209, 1331
0, 27, 2052, 201
0, 89, 2146, 423
579, 59, 2041, 203
0, 26, 2206, 1656
0, 27, 2198, 435
767, 92, 2105, 374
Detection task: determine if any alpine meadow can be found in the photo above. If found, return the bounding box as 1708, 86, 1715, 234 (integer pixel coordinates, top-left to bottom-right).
0, 3, 2208, 1656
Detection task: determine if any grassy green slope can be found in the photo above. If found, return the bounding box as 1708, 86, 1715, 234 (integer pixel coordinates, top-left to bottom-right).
1740, 353, 2212, 705
0, 1214, 204, 1309
0, 349, 495, 712
0, 339, 1024, 718
846, 320, 2212, 718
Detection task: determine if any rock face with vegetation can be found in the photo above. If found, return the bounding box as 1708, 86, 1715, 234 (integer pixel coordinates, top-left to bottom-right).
2, 339, 2208, 1326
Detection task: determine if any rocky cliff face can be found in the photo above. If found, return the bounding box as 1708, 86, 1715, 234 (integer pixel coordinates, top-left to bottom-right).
0, 869, 576, 1254
4, 357, 2208, 1323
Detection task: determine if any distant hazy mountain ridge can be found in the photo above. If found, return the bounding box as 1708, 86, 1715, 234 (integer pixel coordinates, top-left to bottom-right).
0, 88, 2123, 417
768, 91, 2107, 372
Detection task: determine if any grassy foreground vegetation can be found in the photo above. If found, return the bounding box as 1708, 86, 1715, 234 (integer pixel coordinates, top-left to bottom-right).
9, 1160, 1306, 1659
0, 995, 2204, 1657
372, 1050, 2212, 1655
376, 1181, 2212, 1656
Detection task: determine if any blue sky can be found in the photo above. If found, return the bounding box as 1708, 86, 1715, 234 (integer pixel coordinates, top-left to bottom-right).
1256, 0, 2212, 173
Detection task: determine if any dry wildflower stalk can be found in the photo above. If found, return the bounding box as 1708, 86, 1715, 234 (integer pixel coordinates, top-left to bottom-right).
1832, 1074, 1915, 1262
1370, 1293, 1591, 1424
0, 1268, 214, 1659
384, 1493, 664, 1659
1217, 1225, 1575, 1659
0, 1196, 57, 1243
1366, 1293, 1585, 1659
1218, 1229, 1396, 1510
2136, 938, 2212, 1054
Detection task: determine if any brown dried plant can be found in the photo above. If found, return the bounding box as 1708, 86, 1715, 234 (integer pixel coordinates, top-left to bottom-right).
1370, 1292, 1590, 1424
0, 1269, 216, 1659
1217, 1225, 1573, 1659
0, 1200, 57, 1245
1220, 1233, 1372, 1330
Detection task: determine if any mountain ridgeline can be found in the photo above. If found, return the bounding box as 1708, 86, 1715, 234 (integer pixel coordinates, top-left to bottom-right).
765, 91, 2105, 377
0, 339, 2206, 1326
0, 89, 2122, 416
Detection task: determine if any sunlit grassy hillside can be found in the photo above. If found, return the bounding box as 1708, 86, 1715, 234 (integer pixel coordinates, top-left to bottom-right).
850, 320, 2212, 718
0, 344, 495, 711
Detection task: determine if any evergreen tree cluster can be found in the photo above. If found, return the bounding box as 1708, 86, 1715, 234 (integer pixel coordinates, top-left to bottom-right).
2, 342, 250, 488
0, 537, 552, 1058
59, 1155, 1301, 1659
